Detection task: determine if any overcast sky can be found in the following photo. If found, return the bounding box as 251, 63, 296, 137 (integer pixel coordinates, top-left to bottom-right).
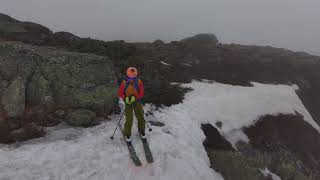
1, 0, 320, 55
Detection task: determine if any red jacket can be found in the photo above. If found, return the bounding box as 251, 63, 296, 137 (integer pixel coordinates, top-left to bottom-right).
118, 79, 144, 100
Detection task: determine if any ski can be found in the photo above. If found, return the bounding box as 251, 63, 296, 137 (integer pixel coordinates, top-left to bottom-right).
119, 125, 142, 167
126, 141, 142, 166
141, 138, 154, 163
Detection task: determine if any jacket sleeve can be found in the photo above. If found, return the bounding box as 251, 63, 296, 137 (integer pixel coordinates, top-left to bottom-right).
137, 79, 144, 100
118, 81, 126, 99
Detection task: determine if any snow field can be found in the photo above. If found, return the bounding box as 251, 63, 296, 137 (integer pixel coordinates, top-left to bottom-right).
0, 80, 318, 180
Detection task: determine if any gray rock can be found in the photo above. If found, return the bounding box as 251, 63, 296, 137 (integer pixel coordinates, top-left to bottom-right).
0, 80, 9, 89
152, 39, 165, 47
80, 83, 95, 90
65, 109, 97, 127
0, 42, 118, 118
149, 121, 165, 127
1, 77, 26, 118
276, 163, 310, 180
208, 151, 269, 180
180, 34, 219, 46
34, 45, 118, 114
0, 42, 39, 81
10, 123, 44, 141
53, 110, 67, 119
26, 73, 54, 108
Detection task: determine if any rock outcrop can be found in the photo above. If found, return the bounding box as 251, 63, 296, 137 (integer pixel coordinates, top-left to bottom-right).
0, 42, 117, 143
202, 114, 319, 180
0, 13, 52, 45
2, 77, 26, 118
65, 109, 97, 127
181, 33, 219, 46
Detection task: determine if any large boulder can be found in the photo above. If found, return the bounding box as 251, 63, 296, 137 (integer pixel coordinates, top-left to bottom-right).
0, 41, 118, 129
208, 151, 269, 180
1, 77, 26, 118
10, 123, 44, 142
33, 45, 118, 113
180, 34, 218, 47
0, 42, 39, 80
65, 109, 97, 127
26, 73, 54, 108
152, 39, 165, 47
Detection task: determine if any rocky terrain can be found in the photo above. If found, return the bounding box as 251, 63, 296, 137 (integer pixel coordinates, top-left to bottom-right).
203, 113, 320, 180
1, 13, 320, 179
0, 41, 117, 143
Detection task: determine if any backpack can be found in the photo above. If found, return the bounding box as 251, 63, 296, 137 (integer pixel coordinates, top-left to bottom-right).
124, 78, 140, 92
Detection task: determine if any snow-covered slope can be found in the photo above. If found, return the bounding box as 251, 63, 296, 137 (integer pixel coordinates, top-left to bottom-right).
176, 81, 319, 147
0, 81, 318, 180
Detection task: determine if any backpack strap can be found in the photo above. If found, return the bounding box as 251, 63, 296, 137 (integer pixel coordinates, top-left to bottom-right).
134, 78, 140, 92
124, 78, 140, 92
124, 80, 129, 92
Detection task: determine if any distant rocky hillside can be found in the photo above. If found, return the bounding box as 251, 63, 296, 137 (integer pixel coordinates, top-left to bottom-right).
134, 36, 320, 127
0, 13, 51, 44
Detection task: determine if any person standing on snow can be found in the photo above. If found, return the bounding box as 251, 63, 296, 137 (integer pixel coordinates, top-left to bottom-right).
118, 67, 146, 143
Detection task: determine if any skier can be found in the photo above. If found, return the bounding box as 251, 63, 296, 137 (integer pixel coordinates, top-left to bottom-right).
118, 67, 146, 143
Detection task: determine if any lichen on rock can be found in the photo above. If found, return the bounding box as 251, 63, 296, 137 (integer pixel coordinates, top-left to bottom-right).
1, 77, 26, 118
65, 109, 97, 127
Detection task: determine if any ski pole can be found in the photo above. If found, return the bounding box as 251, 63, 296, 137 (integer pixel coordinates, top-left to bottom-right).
110, 110, 126, 140
142, 91, 170, 132
144, 119, 153, 132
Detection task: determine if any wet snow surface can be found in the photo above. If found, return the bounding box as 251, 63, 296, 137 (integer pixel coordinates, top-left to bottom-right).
0, 81, 318, 180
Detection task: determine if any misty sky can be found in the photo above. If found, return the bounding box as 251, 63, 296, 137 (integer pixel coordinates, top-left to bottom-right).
1, 0, 320, 55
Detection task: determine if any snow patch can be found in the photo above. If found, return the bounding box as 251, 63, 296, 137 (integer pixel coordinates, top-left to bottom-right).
292, 84, 299, 91
179, 81, 320, 143
160, 61, 173, 66
260, 167, 281, 180
181, 63, 192, 67
222, 129, 249, 150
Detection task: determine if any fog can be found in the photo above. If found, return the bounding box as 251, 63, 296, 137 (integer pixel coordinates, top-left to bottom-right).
1, 0, 320, 55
